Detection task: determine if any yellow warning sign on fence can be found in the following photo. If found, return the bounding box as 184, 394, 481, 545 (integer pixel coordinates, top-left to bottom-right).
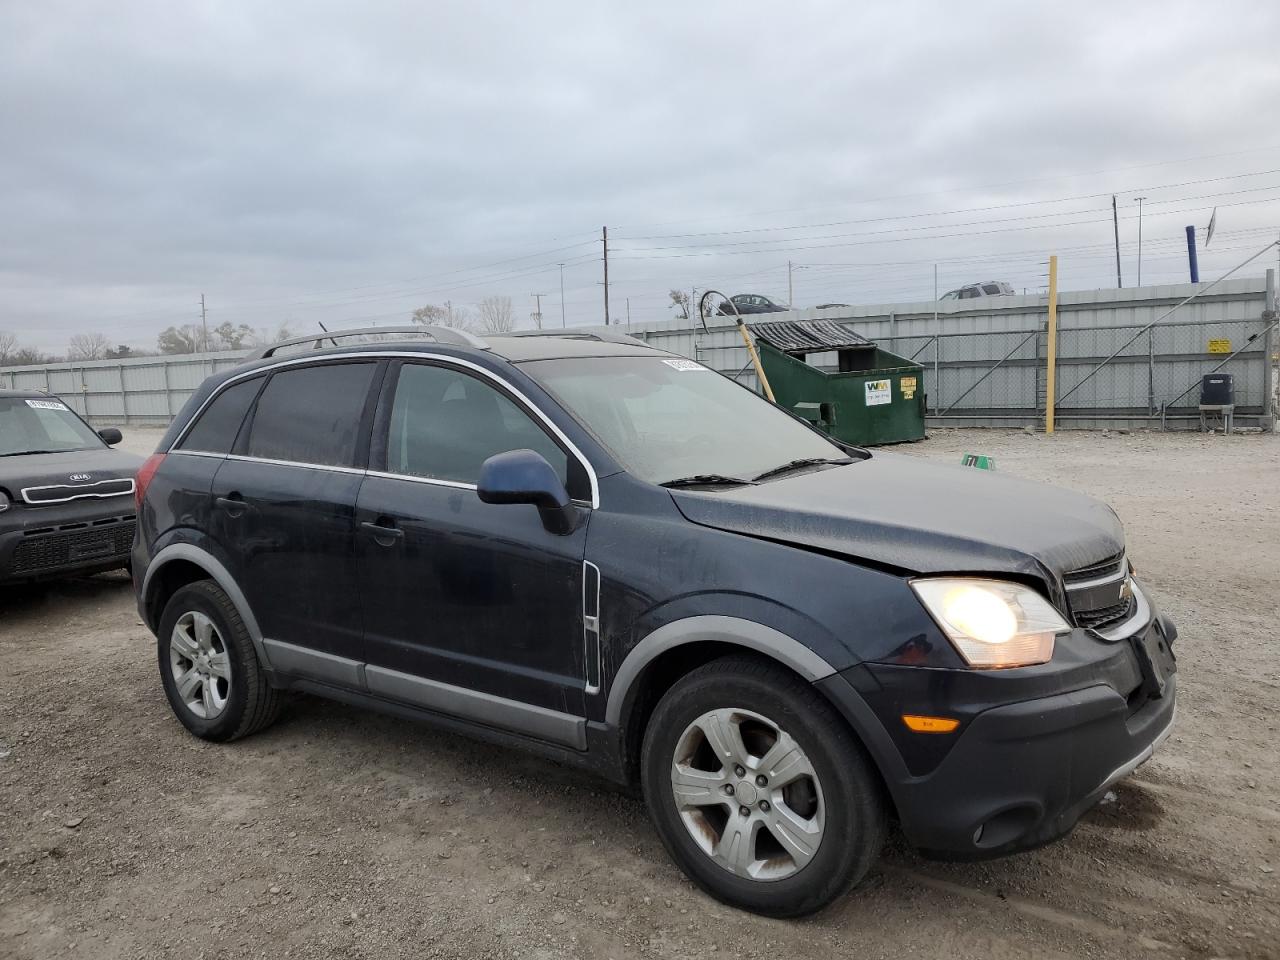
1207, 338, 1232, 354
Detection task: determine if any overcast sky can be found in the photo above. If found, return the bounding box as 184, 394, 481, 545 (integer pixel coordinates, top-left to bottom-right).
3, 1, 1280, 355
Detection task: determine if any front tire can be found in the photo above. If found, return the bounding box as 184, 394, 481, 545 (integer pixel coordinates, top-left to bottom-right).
641, 655, 886, 917
157, 579, 282, 742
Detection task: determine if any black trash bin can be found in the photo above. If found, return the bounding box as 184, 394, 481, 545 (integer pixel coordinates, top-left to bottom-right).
1200, 373, 1234, 406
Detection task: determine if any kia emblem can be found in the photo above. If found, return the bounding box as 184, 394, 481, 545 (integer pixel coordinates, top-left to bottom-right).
69, 473, 92, 482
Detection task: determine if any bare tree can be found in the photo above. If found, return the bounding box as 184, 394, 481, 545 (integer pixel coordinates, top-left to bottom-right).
411, 304, 448, 325
477, 296, 515, 334
67, 332, 110, 361
669, 289, 691, 320
0, 331, 17, 365
4, 347, 49, 366
213, 322, 255, 349
249, 322, 295, 347
411, 303, 479, 332
156, 324, 205, 354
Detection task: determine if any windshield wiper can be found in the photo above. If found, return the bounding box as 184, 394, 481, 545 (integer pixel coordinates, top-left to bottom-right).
751, 457, 854, 483
660, 474, 758, 488
0, 449, 63, 457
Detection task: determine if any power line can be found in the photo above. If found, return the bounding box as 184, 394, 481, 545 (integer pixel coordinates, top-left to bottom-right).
614, 182, 1280, 256
610, 194, 1280, 261
614, 166, 1280, 243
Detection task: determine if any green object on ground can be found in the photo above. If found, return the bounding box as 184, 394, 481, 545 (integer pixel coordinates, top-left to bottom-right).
960, 454, 996, 470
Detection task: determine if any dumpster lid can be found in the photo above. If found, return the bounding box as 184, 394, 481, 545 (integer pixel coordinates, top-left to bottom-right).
749, 319, 875, 354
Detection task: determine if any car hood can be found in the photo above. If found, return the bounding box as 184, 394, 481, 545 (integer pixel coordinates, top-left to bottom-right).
0, 447, 143, 492
668, 451, 1123, 583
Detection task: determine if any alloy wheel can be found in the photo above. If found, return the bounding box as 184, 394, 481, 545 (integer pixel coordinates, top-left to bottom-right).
670, 707, 825, 881
169, 610, 231, 720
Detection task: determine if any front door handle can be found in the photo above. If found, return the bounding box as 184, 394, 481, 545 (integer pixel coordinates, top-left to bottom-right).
360, 520, 404, 545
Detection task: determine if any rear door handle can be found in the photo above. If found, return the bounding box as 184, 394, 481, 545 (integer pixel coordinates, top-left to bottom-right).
360, 520, 404, 544
215, 495, 249, 518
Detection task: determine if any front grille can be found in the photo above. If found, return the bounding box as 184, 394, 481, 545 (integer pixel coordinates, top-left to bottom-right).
21, 478, 135, 505
1065, 551, 1134, 632
10, 517, 135, 575
1074, 595, 1136, 630
1063, 551, 1125, 586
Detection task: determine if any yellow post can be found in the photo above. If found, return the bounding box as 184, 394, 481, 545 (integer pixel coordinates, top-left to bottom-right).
1045, 255, 1059, 434
737, 320, 776, 402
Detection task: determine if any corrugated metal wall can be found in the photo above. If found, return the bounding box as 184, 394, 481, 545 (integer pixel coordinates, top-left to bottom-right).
1, 277, 1273, 430
0, 352, 247, 425
623, 277, 1275, 429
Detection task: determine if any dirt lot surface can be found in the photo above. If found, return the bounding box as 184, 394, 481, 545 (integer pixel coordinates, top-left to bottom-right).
2, 426, 1278, 959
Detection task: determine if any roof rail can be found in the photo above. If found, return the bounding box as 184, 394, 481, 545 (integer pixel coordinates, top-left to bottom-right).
503, 329, 649, 348
249, 325, 489, 360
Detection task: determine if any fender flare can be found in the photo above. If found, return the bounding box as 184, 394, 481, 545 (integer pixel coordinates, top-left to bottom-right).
141, 543, 272, 669
603, 615, 838, 728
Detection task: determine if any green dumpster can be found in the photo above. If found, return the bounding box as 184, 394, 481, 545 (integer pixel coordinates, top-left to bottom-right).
750, 319, 927, 446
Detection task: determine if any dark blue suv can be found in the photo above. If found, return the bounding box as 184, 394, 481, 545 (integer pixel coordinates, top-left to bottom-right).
133, 326, 1177, 917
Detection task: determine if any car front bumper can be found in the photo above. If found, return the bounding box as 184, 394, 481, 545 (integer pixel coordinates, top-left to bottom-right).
0, 498, 136, 585
820, 610, 1178, 859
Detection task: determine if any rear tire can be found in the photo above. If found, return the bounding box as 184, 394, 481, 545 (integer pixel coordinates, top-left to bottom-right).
157, 579, 282, 742
641, 655, 886, 917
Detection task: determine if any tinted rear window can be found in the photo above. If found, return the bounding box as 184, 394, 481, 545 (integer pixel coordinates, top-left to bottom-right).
178, 377, 262, 454
245, 363, 377, 467
982, 283, 1003, 295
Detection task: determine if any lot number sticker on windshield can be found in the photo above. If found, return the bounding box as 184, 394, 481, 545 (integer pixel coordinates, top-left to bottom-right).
25, 399, 69, 411
661, 358, 709, 372
864, 379, 891, 406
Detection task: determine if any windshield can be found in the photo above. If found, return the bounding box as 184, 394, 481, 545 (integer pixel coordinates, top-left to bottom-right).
523, 356, 851, 485
0, 397, 104, 456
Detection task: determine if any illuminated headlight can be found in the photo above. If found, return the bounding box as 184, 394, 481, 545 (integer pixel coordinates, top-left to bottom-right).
911, 578, 1070, 668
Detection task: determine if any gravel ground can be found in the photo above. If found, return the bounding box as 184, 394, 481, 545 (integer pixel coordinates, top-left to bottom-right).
2, 426, 1278, 959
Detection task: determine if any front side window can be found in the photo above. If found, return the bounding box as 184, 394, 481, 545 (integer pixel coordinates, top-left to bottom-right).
245, 363, 376, 467
0, 396, 103, 456
523, 357, 848, 485
178, 376, 263, 454
384, 363, 569, 487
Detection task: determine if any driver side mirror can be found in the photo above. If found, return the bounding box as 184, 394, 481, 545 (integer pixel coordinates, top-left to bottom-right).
98, 427, 123, 446
477, 449, 578, 535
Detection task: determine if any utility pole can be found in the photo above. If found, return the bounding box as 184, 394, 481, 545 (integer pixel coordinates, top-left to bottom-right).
445, 300, 453, 324
558, 263, 566, 328
1111, 195, 1123, 288
531, 293, 546, 330
933, 265, 938, 325
602, 226, 610, 326
626, 297, 631, 331
200, 293, 209, 352
1134, 196, 1148, 287
788, 260, 794, 306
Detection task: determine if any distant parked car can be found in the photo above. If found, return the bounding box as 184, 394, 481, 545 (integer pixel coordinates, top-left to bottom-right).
939, 281, 1016, 301
814, 303, 851, 310
717, 294, 790, 315
0, 390, 140, 584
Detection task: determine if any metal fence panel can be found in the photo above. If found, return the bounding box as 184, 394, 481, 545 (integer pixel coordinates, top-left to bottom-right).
0, 351, 248, 426
2, 276, 1272, 430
